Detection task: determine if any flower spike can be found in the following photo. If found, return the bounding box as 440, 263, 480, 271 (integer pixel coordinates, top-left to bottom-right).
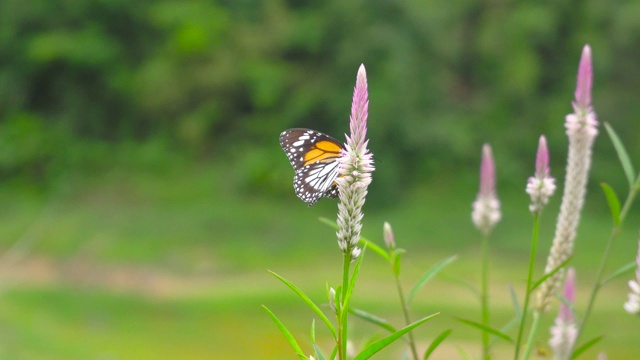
336, 64, 375, 258
472, 144, 501, 236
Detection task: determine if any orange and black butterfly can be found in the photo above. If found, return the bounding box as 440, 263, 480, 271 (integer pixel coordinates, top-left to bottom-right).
279, 128, 344, 205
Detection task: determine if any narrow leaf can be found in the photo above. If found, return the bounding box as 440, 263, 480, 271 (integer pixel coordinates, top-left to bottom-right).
531, 257, 572, 291
507, 283, 522, 318
354, 313, 440, 360
602, 261, 637, 286
392, 249, 405, 276
600, 183, 621, 225
350, 307, 397, 333
262, 305, 306, 358
313, 344, 326, 360
408, 255, 458, 304
423, 329, 452, 359
491, 316, 518, 347
362, 239, 389, 261
604, 122, 635, 187
269, 271, 337, 338
439, 272, 480, 298
318, 217, 337, 229
571, 335, 603, 359
456, 318, 514, 343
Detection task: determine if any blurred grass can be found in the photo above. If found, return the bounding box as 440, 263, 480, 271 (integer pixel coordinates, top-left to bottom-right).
0, 162, 638, 359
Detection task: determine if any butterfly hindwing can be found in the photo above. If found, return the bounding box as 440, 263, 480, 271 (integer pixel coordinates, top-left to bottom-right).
279, 128, 344, 205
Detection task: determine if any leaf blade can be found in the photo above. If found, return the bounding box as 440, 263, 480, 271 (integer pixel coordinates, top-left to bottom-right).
354, 313, 440, 360
604, 122, 635, 187
408, 255, 458, 304
423, 329, 452, 359
269, 270, 337, 338
600, 183, 621, 225
262, 305, 307, 358
456, 318, 514, 344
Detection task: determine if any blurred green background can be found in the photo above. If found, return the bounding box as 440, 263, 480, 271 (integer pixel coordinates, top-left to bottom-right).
1, 0, 639, 359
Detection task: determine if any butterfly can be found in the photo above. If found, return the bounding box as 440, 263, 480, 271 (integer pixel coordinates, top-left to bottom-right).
279, 128, 345, 205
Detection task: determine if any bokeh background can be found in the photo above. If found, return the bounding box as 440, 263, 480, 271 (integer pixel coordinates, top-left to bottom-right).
1, 0, 639, 359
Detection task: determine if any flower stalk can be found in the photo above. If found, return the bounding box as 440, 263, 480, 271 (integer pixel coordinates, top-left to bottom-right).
335, 64, 374, 360
515, 136, 556, 359
537, 44, 598, 313
471, 144, 500, 360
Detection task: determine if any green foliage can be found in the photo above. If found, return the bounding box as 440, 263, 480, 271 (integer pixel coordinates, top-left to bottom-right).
2, 0, 640, 194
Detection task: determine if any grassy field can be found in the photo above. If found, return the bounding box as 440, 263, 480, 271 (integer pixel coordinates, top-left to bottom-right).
0, 162, 637, 359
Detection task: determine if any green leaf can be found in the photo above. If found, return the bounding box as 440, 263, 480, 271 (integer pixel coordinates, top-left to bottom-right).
604, 122, 636, 188
491, 316, 518, 347
350, 307, 397, 333
262, 305, 307, 359
439, 272, 480, 298
353, 313, 440, 360
318, 217, 337, 229
362, 239, 389, 261
507, 283, 522, 318
531, 256, 572, 291
600, 183, 621, 225
269, 270, 337, 338
571, 335, 603, 359
311, 320, 327, 360
392, 248, 405, 276
313, 344, 326, 360
423, 329, 452, 359
408, 255, 458, 304
602, 261, 637, 286
456, 318, 514, 343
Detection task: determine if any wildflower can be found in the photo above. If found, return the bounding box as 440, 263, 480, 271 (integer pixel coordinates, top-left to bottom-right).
549, 268, 578, 360
526, 135, 556, 214
336, 64, 374, 259
624, 238, 640, 315
383, 222, 396, 249
472, 144, 501, 236
537, 45, 598, 312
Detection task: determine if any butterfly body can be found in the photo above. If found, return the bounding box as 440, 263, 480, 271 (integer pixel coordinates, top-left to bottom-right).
279, 128, 344, 205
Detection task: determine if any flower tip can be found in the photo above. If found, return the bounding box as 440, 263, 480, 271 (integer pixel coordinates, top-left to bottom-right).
575, 44, 593, 108
356, 64, 368, 88
480, 144, 495, 196
383, 221, 395, 249
536, 135, 550, 177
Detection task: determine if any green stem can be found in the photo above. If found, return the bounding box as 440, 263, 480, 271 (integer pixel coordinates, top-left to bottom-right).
481, 234, 490, 360
394, 272, 419, 360
338, 250, 351, 360
514, 215, 540, 360
572, 185, 638, 354
522, 310, 541, 360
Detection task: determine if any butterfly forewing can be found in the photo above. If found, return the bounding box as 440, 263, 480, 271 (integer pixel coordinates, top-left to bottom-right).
279, 128, 344, 205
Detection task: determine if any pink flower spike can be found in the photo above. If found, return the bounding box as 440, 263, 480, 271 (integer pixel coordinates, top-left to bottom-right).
480, 144, 496, 197
472, 144, 501, 235
536, 136, 550, 179
574, 45, 592, 110
526, 135, 556, 215
349, 64, 369, 151
336, 64, 374, 257
549, 267, 577, 358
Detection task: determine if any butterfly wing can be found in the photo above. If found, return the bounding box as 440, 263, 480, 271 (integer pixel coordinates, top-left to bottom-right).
279, 128, 344, 205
